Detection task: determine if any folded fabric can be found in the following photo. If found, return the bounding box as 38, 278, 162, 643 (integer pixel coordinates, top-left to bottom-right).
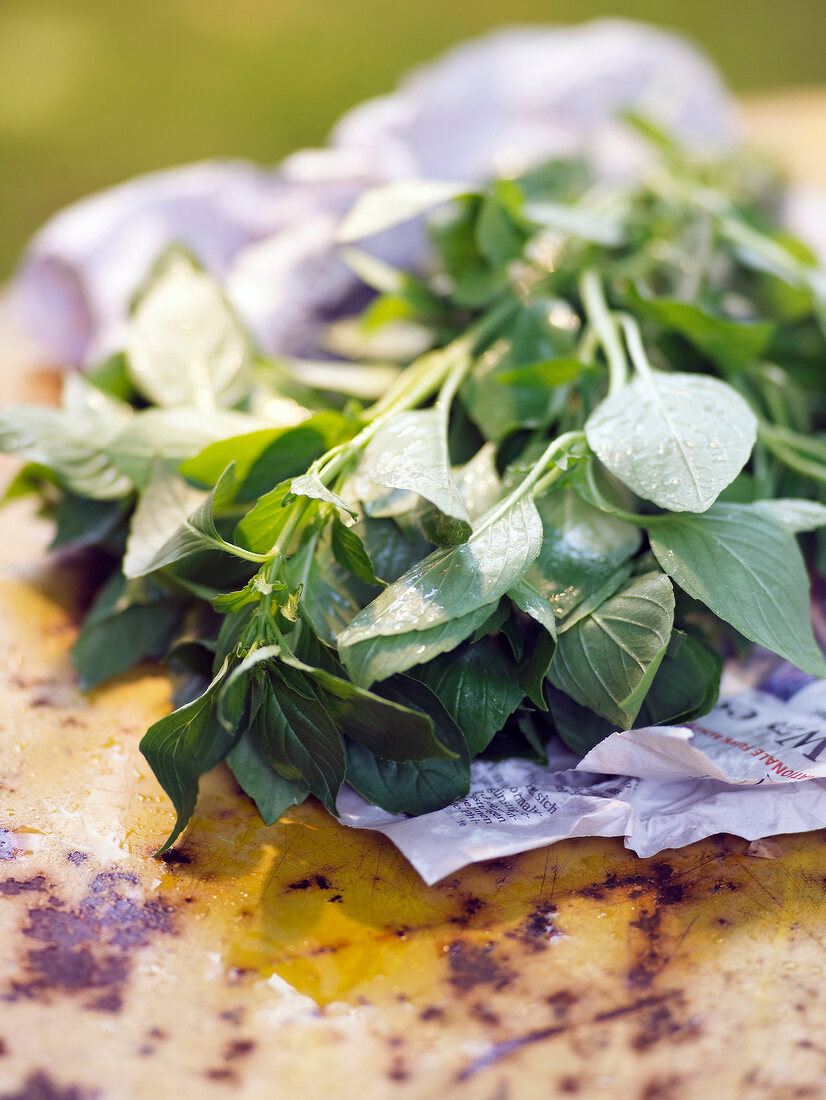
16, 19, 737, 367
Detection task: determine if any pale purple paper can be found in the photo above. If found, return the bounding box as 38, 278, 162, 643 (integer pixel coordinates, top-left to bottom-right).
16, 20, 738, 366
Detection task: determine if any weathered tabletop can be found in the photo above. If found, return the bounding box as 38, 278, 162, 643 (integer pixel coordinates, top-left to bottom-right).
3, 92, 826, 1100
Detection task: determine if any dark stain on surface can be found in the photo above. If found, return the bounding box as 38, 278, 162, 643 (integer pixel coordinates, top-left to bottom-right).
0, 1070, 99, 1100
508, 901, 560, 951
386, 1056, 409, 1082
546, 990, 577, 1021
419, 1005, 445, 1021
287, 873, 332, 891
0, 876, 47, 896
446, 941, 514, 994
5, 867, 175, 1010
159, 849, 191, 865
204, 1068, 237, 1084
640, 1076, 682, 1100
66, 852, 88, 866
224, 1039, 255, 1061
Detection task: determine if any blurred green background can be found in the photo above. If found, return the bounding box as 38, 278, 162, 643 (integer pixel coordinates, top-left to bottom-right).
1, 0, 825, 276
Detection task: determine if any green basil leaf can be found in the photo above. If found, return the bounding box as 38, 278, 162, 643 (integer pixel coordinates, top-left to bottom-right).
140, 660, 232, 854
127, 465, 263, 576
524, 489, 640, 619
181, 412, 350, 501
72, 570, 180, 690
338, 495, 543, 685
279, 652, 454, 761
337, 179, 470, 242
250, 664, 345, 815
107, 407, 262, 489
648, 503, 826, 676
290, 471, 357, 520
585, 371, 757, 512
549, 571, 675, 728
345, 744, 470, 816
124, 463, 207, 577
51, 493, 130, 551
636, 629, 722, 727
330, 515, 384, 586
360, 407, 472, 543
629, 289, 775, 373
411, 635, 525, 755
127, 250, 249, 408
0, 403, 133, 500
226, 731, 308, 826
339, 603, 497, 689
288, 533, 373, 647
752, 498, 826, 533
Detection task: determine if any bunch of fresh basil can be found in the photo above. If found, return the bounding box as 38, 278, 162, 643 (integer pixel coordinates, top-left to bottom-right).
6, 122, 826, 852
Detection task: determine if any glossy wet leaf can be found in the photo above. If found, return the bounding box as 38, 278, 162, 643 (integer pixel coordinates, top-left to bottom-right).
549, 571, 675, 728
586, 371, 757, 512
361, 408, 472, 543
338, 495, 543, 685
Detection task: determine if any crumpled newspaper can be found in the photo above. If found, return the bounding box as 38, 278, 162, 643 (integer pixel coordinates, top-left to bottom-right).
17, 19, 737, 365
340, 668, 826, 884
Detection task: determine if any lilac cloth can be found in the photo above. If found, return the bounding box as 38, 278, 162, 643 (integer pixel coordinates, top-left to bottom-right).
16, 20, 739, 367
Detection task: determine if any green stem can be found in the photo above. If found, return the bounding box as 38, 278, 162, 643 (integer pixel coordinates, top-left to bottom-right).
616, 313, 656, 386
579, 269, 628, 393
476, 430, 587, 534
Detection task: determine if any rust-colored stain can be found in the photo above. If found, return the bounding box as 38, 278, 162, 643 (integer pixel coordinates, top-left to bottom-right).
4, 102, 826, 1097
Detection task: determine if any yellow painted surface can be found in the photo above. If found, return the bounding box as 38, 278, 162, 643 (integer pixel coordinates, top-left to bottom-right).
2, 98, 826, 1099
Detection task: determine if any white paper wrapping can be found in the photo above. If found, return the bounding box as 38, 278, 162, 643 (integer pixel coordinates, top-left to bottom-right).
339, 678, 826, 884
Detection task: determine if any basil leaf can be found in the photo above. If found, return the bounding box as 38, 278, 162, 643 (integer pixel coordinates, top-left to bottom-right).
549, 571, 675, 728
629, 290, 775, 373
344, 680, 469, 814
226, 732, 308, 826
585, 372, 757, 512
128, 465, 261, 576
279, 652, 455, 761
636, 630, 722, 727
107, 407, 261, 489
124, 464, 207, 578
181, 412, 349, 500
290, 471, 357, 521
357, 516, 431, 585
288, 534, 373, 647
337, 179, 470, 242
127, 250, 249, 408
411, 635, 525, 755
235, 480, 294, 555
338, 495, 543, 685
340, 603, 497, 689
649, 503, 826, 676
0, 404, 133, 500
752, 498, 826, 533
51, 493, 130, 551
345, 744, 470, 816
524, 489, 640, 619
361, 407, 472, 544
330, 515, 384, 586
249, 664, 345, 815
72, 571, 180, 690
140, 661, 232, 853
